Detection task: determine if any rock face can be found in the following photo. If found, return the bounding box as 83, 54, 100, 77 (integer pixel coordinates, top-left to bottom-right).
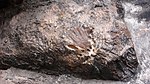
0, 0, 138, 81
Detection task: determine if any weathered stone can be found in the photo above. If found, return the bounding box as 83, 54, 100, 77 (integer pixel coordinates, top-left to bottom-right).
0, 0, 138, 81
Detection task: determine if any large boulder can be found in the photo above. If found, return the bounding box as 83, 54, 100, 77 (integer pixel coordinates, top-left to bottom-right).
0, 0, 138, 81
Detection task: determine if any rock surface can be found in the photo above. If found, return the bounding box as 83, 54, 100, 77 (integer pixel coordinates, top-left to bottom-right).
0, 0, 138, 82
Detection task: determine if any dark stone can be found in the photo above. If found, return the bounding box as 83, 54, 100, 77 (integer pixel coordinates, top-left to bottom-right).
116, 0, 125, 19
0, 0, 138, 81
0, 0, 23, 9
0, 0, 9, 8
138, 9, 150, 21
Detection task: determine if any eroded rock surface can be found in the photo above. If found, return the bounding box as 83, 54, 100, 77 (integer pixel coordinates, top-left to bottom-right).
0, 0, 138, 81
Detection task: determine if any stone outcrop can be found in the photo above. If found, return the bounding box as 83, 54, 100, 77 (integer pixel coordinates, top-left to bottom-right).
0, 0, 138, 81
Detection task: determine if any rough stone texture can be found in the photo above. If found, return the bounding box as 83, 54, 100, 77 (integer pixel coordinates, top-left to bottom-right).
0, 67, 128, 84
0, 0, 139, 82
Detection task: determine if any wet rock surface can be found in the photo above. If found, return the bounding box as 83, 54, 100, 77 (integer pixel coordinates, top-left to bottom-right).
0, 0, 142, 83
